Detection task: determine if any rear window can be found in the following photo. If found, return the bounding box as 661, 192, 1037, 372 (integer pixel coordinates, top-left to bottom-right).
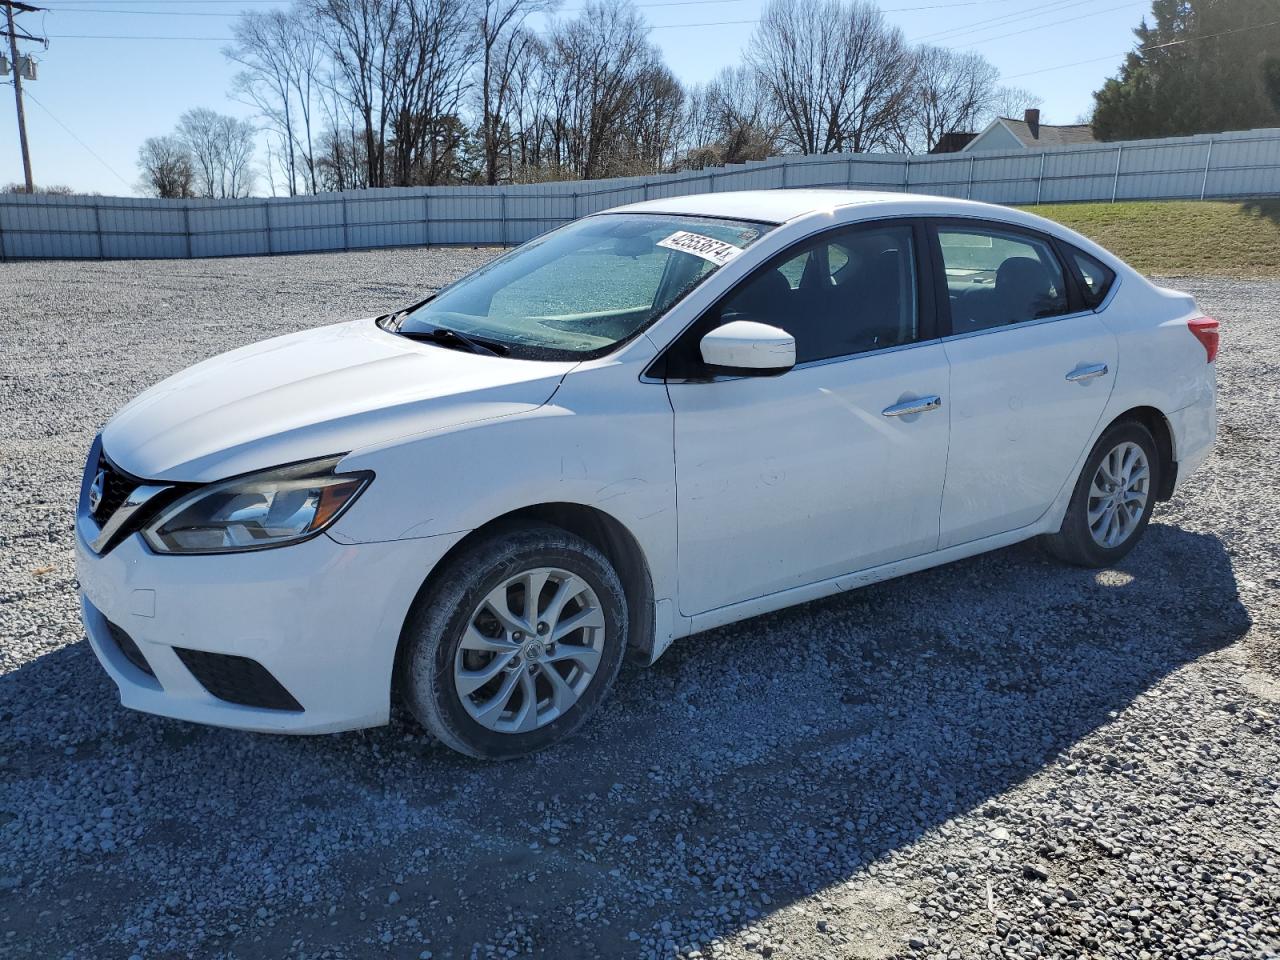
1069, 247, 1116, 308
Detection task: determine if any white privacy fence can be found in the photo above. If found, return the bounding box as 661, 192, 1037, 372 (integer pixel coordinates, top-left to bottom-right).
2, 127, 1278, 260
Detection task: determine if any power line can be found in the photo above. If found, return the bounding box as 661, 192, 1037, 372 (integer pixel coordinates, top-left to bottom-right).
571, 0, 1030, 9
644, 0, 1111, 34
957, 0, 1145, 49
54, 0, 1016, 4
35, 0, 1126, 38
33, 0, 1262, 54
52, 0, 283, 4
47, 32, 228, 38
51, 6, 247, 13
48, 0, 1032, 11
1000, 17, 1280, 80
648, 0, 1134, 40
20, 88, 134, 189
911, 0, 1108, 44
650, 17, 755, 28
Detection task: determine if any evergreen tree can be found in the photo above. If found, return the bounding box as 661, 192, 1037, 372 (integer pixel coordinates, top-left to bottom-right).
1265, 56, 1280, 114
1092, 0, 1280, 140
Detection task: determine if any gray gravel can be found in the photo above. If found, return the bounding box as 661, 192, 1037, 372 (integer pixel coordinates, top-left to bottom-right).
1, 250, 1278, 960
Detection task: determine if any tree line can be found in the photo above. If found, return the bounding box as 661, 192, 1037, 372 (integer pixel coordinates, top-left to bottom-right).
1092, 0, 1280, 141
137, 0, 1038, 197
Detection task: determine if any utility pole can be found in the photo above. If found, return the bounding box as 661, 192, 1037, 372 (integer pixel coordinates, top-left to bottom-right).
2, 1, 45, 193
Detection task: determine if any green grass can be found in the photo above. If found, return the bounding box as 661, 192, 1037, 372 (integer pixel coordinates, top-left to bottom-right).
1020, 199, 1280, 278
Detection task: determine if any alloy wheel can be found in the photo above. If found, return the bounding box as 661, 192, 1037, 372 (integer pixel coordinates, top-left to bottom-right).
1087, 440, 1150, 549
453, 567, 606, 734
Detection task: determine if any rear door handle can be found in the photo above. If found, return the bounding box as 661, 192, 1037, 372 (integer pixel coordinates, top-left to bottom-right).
882, 395, 943, 417
1065, 362, 1109, 383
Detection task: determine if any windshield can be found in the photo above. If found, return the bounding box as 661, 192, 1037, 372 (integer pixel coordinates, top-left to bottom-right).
389, 213, 772, 359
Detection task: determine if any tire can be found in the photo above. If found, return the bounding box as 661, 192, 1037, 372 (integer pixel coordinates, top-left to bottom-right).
1040, 420, 1161, 568
400, 522, 628, 760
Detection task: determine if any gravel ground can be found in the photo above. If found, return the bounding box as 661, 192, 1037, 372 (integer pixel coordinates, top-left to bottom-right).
1, 250, 1277, 960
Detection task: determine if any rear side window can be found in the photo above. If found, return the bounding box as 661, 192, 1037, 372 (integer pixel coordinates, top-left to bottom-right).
1068, 247, 1116, 308
936, 225, 1069, 332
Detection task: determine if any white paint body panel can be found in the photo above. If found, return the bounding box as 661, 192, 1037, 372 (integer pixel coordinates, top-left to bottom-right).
103, 318, 574, 482
668, 344, 950, 615
939, 315, 1118, 547
76, 190, 1217, 734
698, 320, 796, 371
76, 508, 465, 733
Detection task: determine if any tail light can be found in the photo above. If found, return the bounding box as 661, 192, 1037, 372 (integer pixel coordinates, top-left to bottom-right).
1188, 316, 1219, 363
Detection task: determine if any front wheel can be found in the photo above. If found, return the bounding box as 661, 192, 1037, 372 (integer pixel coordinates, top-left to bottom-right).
400, 523, 628, 760
1041, 420, 1161, 568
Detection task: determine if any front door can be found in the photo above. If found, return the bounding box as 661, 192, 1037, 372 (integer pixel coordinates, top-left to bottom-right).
663, 220, 952, 616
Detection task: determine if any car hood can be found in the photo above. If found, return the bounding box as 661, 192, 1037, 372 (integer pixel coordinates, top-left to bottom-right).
102, 319, 576, 482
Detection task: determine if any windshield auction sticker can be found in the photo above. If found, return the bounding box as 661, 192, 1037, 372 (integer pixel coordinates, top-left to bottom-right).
657, 231, 744, 266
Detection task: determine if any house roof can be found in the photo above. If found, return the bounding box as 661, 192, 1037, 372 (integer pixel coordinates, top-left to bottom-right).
994, 117, 1098, 149
930, 131, 977, 154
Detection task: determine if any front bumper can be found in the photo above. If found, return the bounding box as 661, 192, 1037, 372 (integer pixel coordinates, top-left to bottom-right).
76, 508, 465, 734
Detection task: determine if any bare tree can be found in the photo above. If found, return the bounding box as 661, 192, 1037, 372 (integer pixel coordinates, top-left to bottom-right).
476, 0, 557, 185
748, 0, 914, 154
176, 108, 257, 198
309, 0, 401, 187
500, 28, 547, 178
625, 60, 685, 174
310, 0, 477, 187
682, 65, 782, 168
3, 182, 81, 195
315, 57, 371, 190
386, 0, 477, 185
889, 46, 1045, 153
210, 0, 1035, 190
894, 46, 997, 153
315, 125, 369, 190
226, 7, 325, 194
541, 3, 657, 179
137, 136, 196, 198
991, 86, 1043, 123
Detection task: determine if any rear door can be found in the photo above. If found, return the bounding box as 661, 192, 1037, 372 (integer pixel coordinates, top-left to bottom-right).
931, 219, 1117, 548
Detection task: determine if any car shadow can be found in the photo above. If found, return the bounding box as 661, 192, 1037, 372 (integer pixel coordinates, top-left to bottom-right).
0, 524, 1250, 958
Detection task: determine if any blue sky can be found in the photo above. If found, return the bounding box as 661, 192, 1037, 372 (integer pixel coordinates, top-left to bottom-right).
1, 0, 1150, 195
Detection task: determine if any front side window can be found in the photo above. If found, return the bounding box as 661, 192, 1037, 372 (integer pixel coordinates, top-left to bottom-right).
937, 225, 1069, 332
716, 222, 920, 365
390, 213, 771, 359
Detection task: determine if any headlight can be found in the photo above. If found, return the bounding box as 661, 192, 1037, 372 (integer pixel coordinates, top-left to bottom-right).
142, 456, 372, 555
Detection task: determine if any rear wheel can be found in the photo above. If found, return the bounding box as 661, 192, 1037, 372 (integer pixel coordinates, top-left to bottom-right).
1041, 420, 1160, 568
400, 523, 627, 760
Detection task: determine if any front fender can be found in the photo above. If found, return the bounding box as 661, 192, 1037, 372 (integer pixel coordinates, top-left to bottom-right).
328, 356, 680, 634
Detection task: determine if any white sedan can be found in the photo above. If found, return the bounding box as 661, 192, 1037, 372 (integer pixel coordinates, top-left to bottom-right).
75, 190, 1218, 759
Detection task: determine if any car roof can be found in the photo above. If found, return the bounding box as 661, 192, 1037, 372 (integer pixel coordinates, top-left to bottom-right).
609, 189, 911, 224
606, 188, 1128, 273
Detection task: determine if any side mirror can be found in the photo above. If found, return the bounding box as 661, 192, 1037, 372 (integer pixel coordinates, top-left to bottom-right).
699, 320, 796, 376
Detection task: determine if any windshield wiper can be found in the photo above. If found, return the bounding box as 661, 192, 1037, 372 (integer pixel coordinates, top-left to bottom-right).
378, 310, 406, 331
395, 324, 508, 357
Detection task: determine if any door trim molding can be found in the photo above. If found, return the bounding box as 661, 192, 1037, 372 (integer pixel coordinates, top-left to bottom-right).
684, 517, 1049, 637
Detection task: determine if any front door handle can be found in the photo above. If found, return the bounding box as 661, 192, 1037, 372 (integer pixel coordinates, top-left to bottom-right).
1065, 362, 1109, 383
882, 395, 943, 417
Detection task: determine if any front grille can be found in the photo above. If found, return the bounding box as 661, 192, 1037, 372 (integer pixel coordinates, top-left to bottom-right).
105, 620, 155, 677
174, 649, 304, 712
91, 452, 140, 524
85, 448, 192, 555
